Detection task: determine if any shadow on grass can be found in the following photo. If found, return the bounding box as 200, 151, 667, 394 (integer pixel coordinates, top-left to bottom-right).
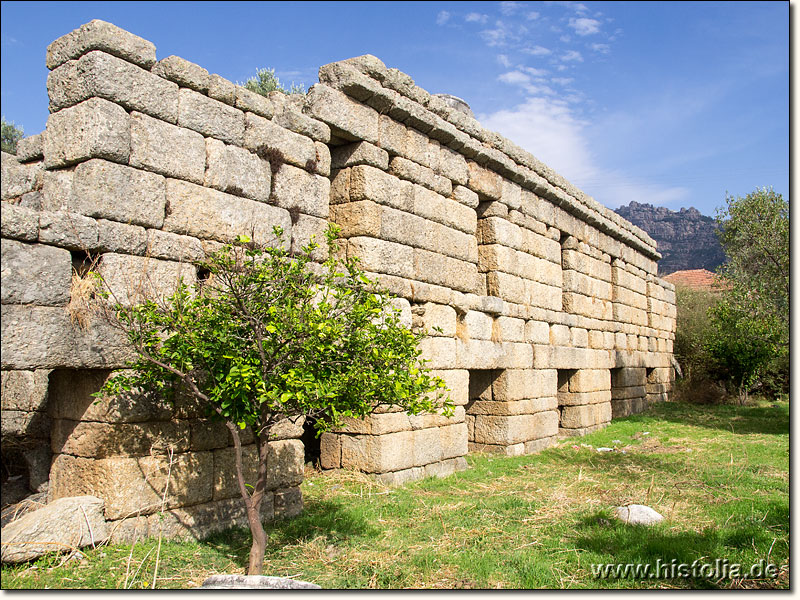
200, 498, 380, 569
622, 401, 789, 436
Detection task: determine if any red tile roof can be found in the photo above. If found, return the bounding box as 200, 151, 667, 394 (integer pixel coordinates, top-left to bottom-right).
662, 269, 722, 291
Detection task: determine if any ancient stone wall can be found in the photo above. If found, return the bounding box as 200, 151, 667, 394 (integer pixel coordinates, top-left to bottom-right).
1, 20, 676, 535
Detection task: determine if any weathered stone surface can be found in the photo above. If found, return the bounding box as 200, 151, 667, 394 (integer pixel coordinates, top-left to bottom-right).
471, 411, 558, 445
178, 88, 245, 145
1, 239, 72, 306
44, 98, 130, 169
244, 113, 321, 173
97, 219, 147, 254
416, 303, 457, 337
1, 202, 39, 241
347, 237, 415, 279
49, 452, 214, 520
1, 495, 109, 564
38, 210, 99, 250
204, 138, 271, 202
331, 141, 389, 170
613, 504, 664, 526
46, 19, 156, 70
130, 111, 205, 184
163, 179, 292, 246
568, 369, 611, 393
304, 84, 379, 143
152, 55, 210, 92
560, 402, 612, 429
234, 86, 274, 119
271, 164, 330, 218
202, 575, 320, 590
272, 101, 331, 144
146, 229, 204, 262
213, 440, 304, 500
15, 135, 44, 163
51, 419, 191, 458
98, 253, 196, 306
66, 159, 166, 228
208, 74, 236, 105
491, 369, 557, 402
1, 409, 50, 438
290, 214, 329, 261
0, 370, 50, 412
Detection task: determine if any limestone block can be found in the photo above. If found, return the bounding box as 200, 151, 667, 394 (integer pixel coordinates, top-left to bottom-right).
163, 179, 291, 246
414, 248, 482, 294
1, 495, 109, 564
612, 265, 647, 295
50, 51, 178, 122
558, 390, 611, 407
561, 249, 612, 282
0, 370, 50, 412
563, 292, 612, 321
525, 320, 550, 344
130, 111, 206, 184
500, 179, 523, 210
467, 161, 502, 200
66, 158, 167, 228
471, 411, 558, 445
416, 302, 457, 337
49, 451, 214, 520
335, 412, 412, 436
178, 88, 245, 145
346, 236, 414, 279
613, 303, 649, 327
389, 156, 452, 197
430, 369, 469, 406
1, 409, 50, 438
611, 397, 648, 419
38, 210, 99, 250
523, 229, 562, 264
614, 285, 648, 310
559, 422, 608, 437
51, 419, 190, 458
43, 98, 130, 168
331, 141, 389, 170
611, 385, 647, 401
98, 253, 196, 306
330, 200, 381, 238
492, 369, 557, 401
318, 60, 382, 101
435, 144, 470, 186
533, 345, 612, 371
1, 239, 72, 306
438, 422, 468, 460
376, 466, 425, 486
46, 19, 156, 70
204, 138, 271, 202
562, 270, 612, 300
340, 430, 415, 473
467, 396, 557, 416
571, 327, 589, 348
495, 316, 525, 342
48, 369, 173, 423
304, 83, 379, 143
152, 55, 210, 92
346, 165, 414, 212
1, 153, 42, 201
208, 74, 236, 106
272, 164, 330, 219
455, 339, 532, 371
146, 229, 204, 262
477, 216, 523, 249
188, 419, 229, 451
418, 337, 457, 370
319, 433, 341, 469
458, 310, 493, 340
233, 86, 275, 119
272, 101, 331, 143
244, 113, 322, 174
452, 185, 479, 209
412, 185, 477, 235
96, 219, 147, 255
213, 440, 304, 501
560, 402, 612, 429
0, 203, 38, 241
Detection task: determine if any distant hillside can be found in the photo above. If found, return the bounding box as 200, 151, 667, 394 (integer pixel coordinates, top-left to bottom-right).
614, 202, 726, 275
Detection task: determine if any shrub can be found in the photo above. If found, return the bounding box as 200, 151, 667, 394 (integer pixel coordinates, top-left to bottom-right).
1, 117, 24, 154
243, 67, 305, 96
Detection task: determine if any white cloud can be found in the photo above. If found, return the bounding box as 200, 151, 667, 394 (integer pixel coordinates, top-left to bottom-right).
521, 66, 548, 77
465, 12, 488, 24
551, 77, 574, 86
497, 54, 512, 68
561, 50, 584, 62
590, 43, 610, 54
498, 70, 532, 85
569, 17, 601, 35
436, 11, 450, 25
500, 1, 523, 16
560, 34, 571, 43
526, 11, 541, 20
523, 45, 551, 56
479, 97, 690, 209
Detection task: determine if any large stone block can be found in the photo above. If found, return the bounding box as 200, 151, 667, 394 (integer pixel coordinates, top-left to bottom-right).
152, 55, 211, 93
1, 152, 43, 200
51, 419, 191, 458
568, 369, 611, 393
379, 205, 477, 263
43, 98, 130, 168
290, 214, 330, 261
233, 86, 274, 119
46, 19, 156, 70
389, 156, 452, 197
177, 88, 245, 145
430, 369, 469, 406
0, 369, 50, 412
412, 185, 477, 235
163, 179, 292, 246
1, 239, 72, 306
471, 411, 558, 445
304, 83, 379, 143
458, 310, 493, 340
1, 202, 39, 241
415, 303, 457, 337
467, 161, 502, 200
346, 236, 415, 279
96, 219, 147, 255
611, 367, 647, 388
244, 113, 322, 174
37, 210, 99, 250
146, 229, 204, 262
329, 200, 381, 238
273, 101, 332, 144
130, 111, 206, 184
49, 451, 214, 520
467, 396, 557, 416
204, 138, 270, 203
62, 158, 167, 228
414, 248, 482, 294
492, 369, 557, 401
558, 389, 612, 407
418, 337, 457, 370
1, 409, 50, 438
98, 253, 197, 306
346, 165, 414, 212
331, 141, 388, 170
48, 51, 179, 123
560, 402, 612, 429
271, 163, 330, 219
212, 440, 304, 501
455, 339, 533, 370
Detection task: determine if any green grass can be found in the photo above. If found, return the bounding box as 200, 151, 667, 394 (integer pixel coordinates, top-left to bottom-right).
2, 398, 789, 589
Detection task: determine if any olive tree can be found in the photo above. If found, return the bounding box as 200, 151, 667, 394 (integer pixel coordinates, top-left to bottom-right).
97, 227, 450, 575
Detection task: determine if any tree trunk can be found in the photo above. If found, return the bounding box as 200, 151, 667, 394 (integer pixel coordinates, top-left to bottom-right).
246, 504, 267, 575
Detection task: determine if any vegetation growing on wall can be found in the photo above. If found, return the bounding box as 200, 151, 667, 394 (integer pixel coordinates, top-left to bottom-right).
1, 117, 24, 154
243, 67, 305, 96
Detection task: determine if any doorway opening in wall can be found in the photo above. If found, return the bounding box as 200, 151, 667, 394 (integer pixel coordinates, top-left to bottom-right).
301, 417, 321, 467
645, 367, 656, 402
465, 369, 502, 442
557, 369, 577, 427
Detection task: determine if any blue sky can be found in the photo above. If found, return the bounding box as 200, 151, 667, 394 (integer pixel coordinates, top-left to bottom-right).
1, 1, 788, 217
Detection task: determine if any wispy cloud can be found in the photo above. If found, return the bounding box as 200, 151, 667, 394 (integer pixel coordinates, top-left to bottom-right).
561, 50, 583, 62
590, 43, 610, 54
568, 17, 601, 35
497, 54, 512, 68
523, 45, 552, 56
498, 70, 531, 85
500, 1, 524, 16
436, 11, 451, 25
465, 12, 488, 24
527, 11, 541, 20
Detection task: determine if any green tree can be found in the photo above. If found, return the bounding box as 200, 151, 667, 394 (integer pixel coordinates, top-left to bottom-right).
243, 67, 305, 96
1, 117, 24, 154
97, 227, 450, 575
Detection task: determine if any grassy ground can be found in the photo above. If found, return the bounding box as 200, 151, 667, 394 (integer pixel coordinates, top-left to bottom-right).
2, 398, 789, 589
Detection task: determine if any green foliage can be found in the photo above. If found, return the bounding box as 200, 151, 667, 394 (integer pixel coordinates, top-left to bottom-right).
100, 226, 449, 434
243, 67, 305, 96
715, 188, 789, 349
1, 117, 24, 154
672, 286, 722, 402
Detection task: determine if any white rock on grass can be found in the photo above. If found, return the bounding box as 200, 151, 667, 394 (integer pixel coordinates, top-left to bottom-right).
613, 504, 664, 526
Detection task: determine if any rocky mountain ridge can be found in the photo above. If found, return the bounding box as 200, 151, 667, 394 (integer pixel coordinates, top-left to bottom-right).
614, 201, 726, 275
